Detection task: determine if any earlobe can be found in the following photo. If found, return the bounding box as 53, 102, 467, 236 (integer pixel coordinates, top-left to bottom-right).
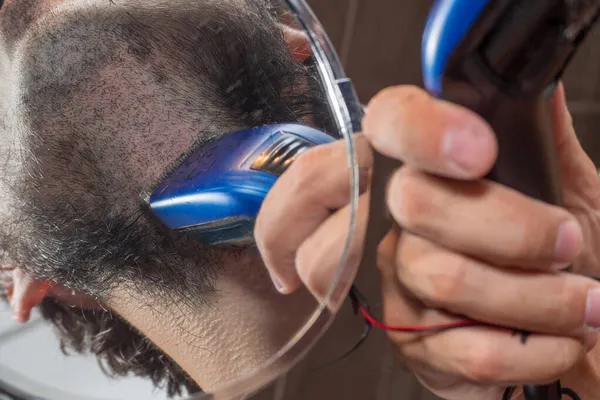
280, 24, 312, 63
8, 268, 52, 323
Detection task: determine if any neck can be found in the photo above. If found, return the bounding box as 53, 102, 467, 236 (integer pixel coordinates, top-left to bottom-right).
108, 249, 318, 392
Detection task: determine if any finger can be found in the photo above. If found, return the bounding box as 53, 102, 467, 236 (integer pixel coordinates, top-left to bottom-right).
295, 193, 369, 302
378, 236, 481, 344
396, 233, 600, 336
553, 83, 598, 194
387, 167, 583, 270
363, 85, 497, 180
379, 244, 588, 386
395, 325, 586, 386
552, 84, 600, 277
255, 135, 372, 294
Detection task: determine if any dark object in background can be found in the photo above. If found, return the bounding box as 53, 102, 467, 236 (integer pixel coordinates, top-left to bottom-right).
307, 0, 600, 165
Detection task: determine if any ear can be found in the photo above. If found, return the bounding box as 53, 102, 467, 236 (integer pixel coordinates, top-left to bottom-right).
7, 268, 52, 323
280, 24, 312, 63
5, 268, 106, 323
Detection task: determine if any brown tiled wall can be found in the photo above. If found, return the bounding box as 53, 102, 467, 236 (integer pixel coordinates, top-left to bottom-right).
307, 0, 600, 163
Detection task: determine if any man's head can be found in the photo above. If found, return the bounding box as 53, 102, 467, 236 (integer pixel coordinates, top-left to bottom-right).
0, 0, 329, 395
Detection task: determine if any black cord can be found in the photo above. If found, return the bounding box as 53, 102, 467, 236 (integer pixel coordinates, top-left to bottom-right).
502, 384, 584, 399
503, 387, 517, 400
310, 287, 373, 371
561, 387, 583, 400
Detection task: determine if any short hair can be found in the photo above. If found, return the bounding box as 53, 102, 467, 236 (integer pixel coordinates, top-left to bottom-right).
0, 0, 329, 396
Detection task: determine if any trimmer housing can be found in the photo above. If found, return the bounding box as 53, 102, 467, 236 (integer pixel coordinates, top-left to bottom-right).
423, 0, 600, 203
144, 124, 334, 246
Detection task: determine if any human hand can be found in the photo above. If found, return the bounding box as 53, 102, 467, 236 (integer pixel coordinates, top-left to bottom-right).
255, 82, 600, 399
360, 83, 600, 399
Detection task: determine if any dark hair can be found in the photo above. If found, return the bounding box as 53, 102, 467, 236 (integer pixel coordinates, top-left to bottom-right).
0, 0, 330, 396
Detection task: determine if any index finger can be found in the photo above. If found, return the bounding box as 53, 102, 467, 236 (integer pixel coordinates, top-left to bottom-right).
254, 135, 372, 294
363, 85, 498, 180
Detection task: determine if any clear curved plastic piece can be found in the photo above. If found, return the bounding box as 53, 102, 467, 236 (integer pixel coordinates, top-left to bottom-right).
185, 1, 364, 398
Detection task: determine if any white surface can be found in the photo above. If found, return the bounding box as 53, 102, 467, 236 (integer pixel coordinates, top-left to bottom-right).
0, 302, 173, 400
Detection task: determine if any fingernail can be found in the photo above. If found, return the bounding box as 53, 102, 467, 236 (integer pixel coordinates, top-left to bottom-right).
270, 275, 288, 295
443, 126, 490, 174
554, 219, 583, 263
585, 288, 600, 332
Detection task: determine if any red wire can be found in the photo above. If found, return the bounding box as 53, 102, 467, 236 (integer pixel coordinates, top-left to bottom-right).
357, 303, 480, 333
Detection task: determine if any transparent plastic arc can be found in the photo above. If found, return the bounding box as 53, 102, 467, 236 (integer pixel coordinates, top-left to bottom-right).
185, 0, 363, 398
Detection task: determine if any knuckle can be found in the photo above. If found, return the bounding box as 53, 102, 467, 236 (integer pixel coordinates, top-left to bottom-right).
552, 340, 582, 377
551, 278, 589, 332
427, 256, 469, 307
364, 85, 429, 138
290, 146, 326, 181
377, 240, 396, 272
394, 235, 469, 308
287, 143, 340, 192
295, 241, 312, 274
367, 85, 428, 113
511, 215, 547, 261
461, 339, 505, 384
388, 333, 424, 361
512, 206, 565, 262
389, 169, 430, 232
296, 240, 326, 296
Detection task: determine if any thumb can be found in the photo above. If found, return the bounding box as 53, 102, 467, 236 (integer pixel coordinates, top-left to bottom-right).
552, 83, 600, 276
552, 82, 599, 199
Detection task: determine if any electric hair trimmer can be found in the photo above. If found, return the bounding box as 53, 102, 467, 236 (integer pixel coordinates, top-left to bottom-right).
142, 124, 334, 246
422, 1, 600, 399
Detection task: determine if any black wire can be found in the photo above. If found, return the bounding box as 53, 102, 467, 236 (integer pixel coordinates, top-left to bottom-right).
503, 387, 517, 400
503, 385, 584, 399
310, 286, 373, 371
313, 319, 371, 371
562, 388, 583, 400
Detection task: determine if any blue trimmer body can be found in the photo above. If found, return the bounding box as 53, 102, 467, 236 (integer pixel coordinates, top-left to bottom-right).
145, 124, 335, 246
